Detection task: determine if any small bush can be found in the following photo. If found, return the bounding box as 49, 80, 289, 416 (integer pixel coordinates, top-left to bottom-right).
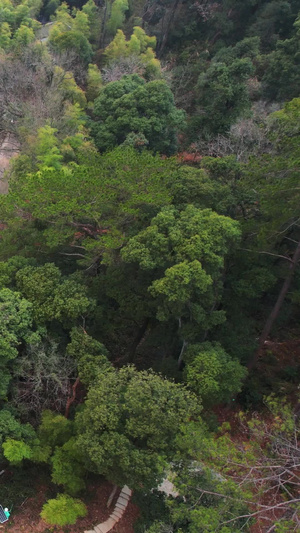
3, 439, 32, 464
41, 493, 87, 526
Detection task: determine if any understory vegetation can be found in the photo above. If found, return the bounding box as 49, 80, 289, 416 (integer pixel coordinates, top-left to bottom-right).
0, 0, 299, 531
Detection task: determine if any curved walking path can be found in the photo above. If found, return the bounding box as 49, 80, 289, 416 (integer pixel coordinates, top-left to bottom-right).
85, 485, 132, 533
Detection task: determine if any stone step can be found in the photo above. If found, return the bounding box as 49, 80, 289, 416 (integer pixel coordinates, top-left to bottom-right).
98, 525, 109, 533
95, 526, 105, 533
98, 526, 109, 533
110, 515, 121, 522
111, 508, 123, 519
122, 485, 132, 497
115, 502, 126, 510
116, 496, 128, 506
99, 518, 118, 533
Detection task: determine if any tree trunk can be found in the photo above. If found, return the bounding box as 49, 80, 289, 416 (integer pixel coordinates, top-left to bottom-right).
178, 339, 187, 370
100, 0, 109, 49
248, 239, 300, 370
141, 0, 151, 29
177, 317, 188, 370
107, 484, 118, 508
127, 318, 150, 363
65, 376, 80, 418
157, 0, 180, 57
209, 31, 221, 46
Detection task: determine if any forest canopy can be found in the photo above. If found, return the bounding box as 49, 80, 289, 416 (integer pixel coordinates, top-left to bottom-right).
0, 0, 299, 532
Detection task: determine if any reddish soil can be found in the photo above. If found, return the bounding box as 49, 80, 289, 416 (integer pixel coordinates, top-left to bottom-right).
257, 338, 300, 392
249, 495, 286, 533
1, 480, 139, 533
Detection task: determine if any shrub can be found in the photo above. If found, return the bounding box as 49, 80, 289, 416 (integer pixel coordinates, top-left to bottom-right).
41, 494, 87, 526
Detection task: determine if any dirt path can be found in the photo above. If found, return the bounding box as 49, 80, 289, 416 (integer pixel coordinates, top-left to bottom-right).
0, 133, 20, 193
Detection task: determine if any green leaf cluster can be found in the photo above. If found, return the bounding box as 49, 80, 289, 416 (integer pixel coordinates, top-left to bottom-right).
91, 74, 184, 154
40, 493, 87, 526
183, 342, 247, 405
76, 366, 200, 489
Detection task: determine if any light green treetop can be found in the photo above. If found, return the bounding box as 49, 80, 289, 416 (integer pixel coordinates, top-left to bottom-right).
122, 205, 241, 335
105, 27, 160, 77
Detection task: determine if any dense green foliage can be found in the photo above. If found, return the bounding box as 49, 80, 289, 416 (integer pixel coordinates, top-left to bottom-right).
0, 0, 299, 531
76, 366, 200, 489
91, 74, 184, 153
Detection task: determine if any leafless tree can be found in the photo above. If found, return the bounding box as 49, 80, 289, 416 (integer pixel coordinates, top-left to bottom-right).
153, 402, 299, 532
0, 58, 55, 137
0, 46, 86, 144
213, 404, 300, 531
195, 120, 271, 162
194, 101, 282, 162
167, 58, 198, 111
12, 338, 77, 418
102, 55, 144, 83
